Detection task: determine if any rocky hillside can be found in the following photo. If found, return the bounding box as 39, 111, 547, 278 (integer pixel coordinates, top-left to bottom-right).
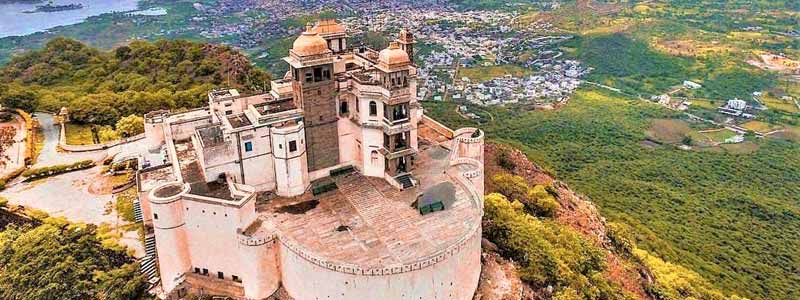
475, 143, 746, 300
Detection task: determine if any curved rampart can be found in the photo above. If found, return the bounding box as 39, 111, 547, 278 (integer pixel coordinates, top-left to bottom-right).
277, 126, 485, 300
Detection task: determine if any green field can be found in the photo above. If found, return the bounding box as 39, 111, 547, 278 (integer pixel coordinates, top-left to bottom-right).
424, 87, 800, 300
64, 124, 117, 145
741, 120, 783, 133
762, 95, 800, 113
696, 129, 738, 144
458, 64, 531, 83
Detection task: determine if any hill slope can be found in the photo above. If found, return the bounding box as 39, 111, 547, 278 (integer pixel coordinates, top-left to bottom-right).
0, 38, 270, 124
424, 87, 800, 300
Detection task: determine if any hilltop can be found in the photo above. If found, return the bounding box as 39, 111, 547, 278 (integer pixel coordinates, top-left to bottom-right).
0, 38, 270, 125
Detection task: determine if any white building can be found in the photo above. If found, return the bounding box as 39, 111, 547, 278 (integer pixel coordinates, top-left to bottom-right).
137, 20, 485, 300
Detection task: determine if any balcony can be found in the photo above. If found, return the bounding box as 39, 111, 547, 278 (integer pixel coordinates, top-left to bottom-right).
385, 87, 412, 106
382, 121, 413, 135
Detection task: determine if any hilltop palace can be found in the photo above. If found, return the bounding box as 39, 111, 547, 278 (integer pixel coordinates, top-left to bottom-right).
136, 19, 485, 300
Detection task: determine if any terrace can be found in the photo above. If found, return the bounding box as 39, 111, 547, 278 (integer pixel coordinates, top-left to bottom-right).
254, 141, 481, 268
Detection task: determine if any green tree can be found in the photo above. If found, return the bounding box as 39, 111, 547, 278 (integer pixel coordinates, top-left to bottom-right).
115, 115, 144, 138
0, 219, 147, 300
0, 89, 38, 112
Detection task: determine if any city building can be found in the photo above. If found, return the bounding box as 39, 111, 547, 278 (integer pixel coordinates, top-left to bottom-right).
136, 19, 485, 300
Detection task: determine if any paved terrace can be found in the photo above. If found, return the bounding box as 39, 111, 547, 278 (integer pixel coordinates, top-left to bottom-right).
258, 142, 482, 268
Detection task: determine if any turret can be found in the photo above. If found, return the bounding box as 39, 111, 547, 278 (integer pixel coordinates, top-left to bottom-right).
397, 28, 416, 64
148, 182, 192, 292
284, 27, 340, 172
271, 120, 310, 196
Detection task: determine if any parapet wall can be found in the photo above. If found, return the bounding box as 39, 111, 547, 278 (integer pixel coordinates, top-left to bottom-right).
421, 114, 455, 139
280, 229, 481, 300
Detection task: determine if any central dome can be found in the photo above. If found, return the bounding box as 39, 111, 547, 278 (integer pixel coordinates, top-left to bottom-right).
292, 28, 329, 57
378, 41, 410, 66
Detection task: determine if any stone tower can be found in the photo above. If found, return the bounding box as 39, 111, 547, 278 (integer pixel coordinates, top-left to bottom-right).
397, 28, 416, 64
285, 25, 340, 171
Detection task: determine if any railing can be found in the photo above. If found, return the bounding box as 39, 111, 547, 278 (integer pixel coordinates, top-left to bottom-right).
383, 116, 410, 126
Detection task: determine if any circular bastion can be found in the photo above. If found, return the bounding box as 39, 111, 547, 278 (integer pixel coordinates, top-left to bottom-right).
270, 129, 485, 300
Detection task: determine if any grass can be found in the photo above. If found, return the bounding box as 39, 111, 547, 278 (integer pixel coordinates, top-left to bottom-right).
720, 141, 760, 154
761, 95, 800, 113
458, 64, 531, 83
741, 120, 782, 133
698, 128, 738, 143
645, 119, 691, 144
688, 98, 720, 109
64, 124, 116, 145
115, 188, 137, 223
109, 173, 133, 188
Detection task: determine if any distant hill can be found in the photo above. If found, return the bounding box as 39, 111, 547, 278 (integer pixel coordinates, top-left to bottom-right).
0, 38, 270, 124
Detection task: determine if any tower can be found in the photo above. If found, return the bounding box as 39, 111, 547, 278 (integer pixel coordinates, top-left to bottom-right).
397, 28, 416, 64
148, 182, 191, 293
284, 25, 340, 172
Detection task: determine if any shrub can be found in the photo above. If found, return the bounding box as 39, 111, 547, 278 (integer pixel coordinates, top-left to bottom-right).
0, 196, 8, 208
0, 166, 25, 191
634, 248, 731, 300
527, 184, 560, 218
22, 160, 94, 180
491, 173, 561, 217
496, 148, 516, 171
483, 193, 630, 299
606, 222, 635, 256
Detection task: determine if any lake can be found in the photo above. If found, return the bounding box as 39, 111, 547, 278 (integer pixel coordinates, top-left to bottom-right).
0, 0, 140, 38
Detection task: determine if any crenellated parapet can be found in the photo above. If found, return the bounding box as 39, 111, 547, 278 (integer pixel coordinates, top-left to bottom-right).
277, 221, 481, 276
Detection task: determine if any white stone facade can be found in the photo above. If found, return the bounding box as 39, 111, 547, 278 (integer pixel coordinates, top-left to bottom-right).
137, 20, 484, 300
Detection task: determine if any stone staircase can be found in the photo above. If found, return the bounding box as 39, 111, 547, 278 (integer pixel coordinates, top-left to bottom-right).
140, 234, 159, 284
133, 200, 143, 223
394, 173, 415, 189
333, 173, 430, 262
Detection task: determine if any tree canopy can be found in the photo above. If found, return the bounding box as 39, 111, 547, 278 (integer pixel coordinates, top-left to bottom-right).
0, 38, 271, 124
0, 217, 148, 300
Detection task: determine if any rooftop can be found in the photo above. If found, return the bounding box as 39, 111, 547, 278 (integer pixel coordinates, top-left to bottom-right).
227, 113, 252, 128
196, 126, 225, 147
257, 142, 481, 268
253, 98, 296, 116
175, 140, 205, 184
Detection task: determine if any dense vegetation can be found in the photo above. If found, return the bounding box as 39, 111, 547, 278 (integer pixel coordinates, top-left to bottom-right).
484, 193, 633, 300
485, 171, 747, 300
0, 38, 270, 125
0, 217, 148, 300
569, 33, 774, 100
424, 88, 800, 300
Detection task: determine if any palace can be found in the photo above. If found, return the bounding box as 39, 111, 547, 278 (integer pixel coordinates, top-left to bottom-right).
137, 19, 485, 300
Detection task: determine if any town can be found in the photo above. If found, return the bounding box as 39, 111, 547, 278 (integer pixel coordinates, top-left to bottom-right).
124, 0, 590, 108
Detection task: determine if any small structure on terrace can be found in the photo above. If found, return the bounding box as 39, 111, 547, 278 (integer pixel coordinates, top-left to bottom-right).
137, 19, 485, 300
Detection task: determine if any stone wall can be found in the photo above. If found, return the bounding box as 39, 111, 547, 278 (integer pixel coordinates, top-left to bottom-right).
279, 230, 481, 300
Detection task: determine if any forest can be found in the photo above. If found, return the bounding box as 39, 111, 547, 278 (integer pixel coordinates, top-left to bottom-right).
0, 215, 148, 300
423, 87, 800, 300
0, 38, 270, 125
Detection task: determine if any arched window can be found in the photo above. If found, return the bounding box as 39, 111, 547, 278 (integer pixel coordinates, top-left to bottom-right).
369, 101, 377, 116
370, 150, 379, 164
340, 101, 349, 114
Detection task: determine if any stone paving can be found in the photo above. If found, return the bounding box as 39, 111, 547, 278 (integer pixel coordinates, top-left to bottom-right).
263, 144, 481, 268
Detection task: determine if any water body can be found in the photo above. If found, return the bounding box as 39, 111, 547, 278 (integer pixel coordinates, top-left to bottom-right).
0, 0, 140, 38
